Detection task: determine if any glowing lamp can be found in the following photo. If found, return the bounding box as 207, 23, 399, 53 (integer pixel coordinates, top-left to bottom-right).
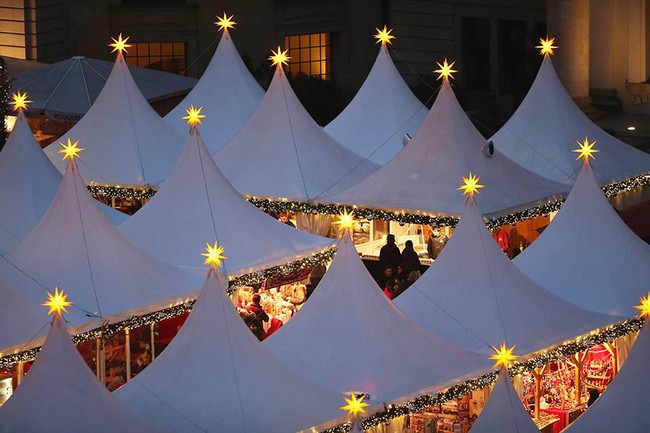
182, 104, 206, 127
110, 33, 132, 55
434, 59, 457, 81
573, 137, 599, 164
10, 91, 31, 111
215, 13, 236, 31
202, 241, 227, 268
536, 37, 557, 56
458, 172, 484, 197
42, 288, 72, 316
340, 392, 370, 417
374, 26, 395, 45
58, 138, 85, 162
489, 342, 519, 369
269, 46, 290, 67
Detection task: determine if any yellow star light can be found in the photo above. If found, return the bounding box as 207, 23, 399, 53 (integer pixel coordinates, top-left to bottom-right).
573, 137, 599, 164
458, 172, 484, 197
490, 342, 519, 369
10, 91, 31, 111
536, 37, 558, 56
42, 288, 72, 316
340, 393, 370, 417
109, 33, 132, 55
434, 58, 457, 81
215, 12, 236, 31
334, 209, 357, 232
635, 292, 650, 318
182, 104, 206, 127
374, 26, 395, 45
269, 46, 291, 67
58, 138, 84, 162
202, 241, 227, 268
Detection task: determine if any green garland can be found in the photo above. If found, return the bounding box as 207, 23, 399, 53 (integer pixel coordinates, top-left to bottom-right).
87, 185, 156, 200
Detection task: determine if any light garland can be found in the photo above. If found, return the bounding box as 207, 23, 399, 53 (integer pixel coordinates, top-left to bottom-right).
87, 184, 156, 200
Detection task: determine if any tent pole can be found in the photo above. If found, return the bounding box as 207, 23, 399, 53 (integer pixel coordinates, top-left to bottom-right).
150, 322, 156, 361
96, 337, 106, 384
532, 368, 542, 419
125, 328, 131, 382
604, 342, 618, 378
15, 361, 23, 386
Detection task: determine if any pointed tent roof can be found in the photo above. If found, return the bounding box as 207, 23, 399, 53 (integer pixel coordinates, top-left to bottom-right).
119, 126, 333, 273
0, 313, 167, 433
490, 56, 650, 184
515, 162, 650, 316
265, 235, 490, 402
164, 29, 264, 154
215, 64, 379, 201
563, 320, 650, 433
44, 53, 184, 186
395, 197, 617, 355
115, 269, 344, 433
324, 79, 567, 216
2, 158, 199, 327
469, 368, 540, 433
325, 43, 428, 165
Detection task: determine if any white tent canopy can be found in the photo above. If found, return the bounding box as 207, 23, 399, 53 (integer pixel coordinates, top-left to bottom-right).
490, 56, 650, 184
469, 368, 540, 433
0, 313, 167, 433
0, 278, 48, 350
323, 78, 567, 216
515, 162, 650, 316
116, 269, 344, 433
119, 126, 333, 273
325, 43, 428, 164
164, 28, 264, 154
265, 235, 490, 402
395, 196, 617, 355
564, 320, 650, 433
44, 53, 184, 186
215, 64, 379, 201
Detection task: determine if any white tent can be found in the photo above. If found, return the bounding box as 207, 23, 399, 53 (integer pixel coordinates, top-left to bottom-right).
515, 161, 650, 316
395, 196, 617, 355
0, 312, 167, 433
0, 279, 47, 350
116, 268, 344, 433
265, 234, 490, 402
469, 368, 540, 433
490, 55, 650, 184
1, 158, 199, 328
215, 63, 379, 201
164, 28, 264, 154
119, 125, 333, 273
563, 320, 650, 433
44, 52, 184, 186
324, 42, 427, 164
0, 111, 125, 255
323, 77, 567, 216
11, 55, 196, 119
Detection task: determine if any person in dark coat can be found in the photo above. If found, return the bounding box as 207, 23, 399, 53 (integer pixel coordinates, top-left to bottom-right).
400, 240, 421, 275
379, 234, 400, 273
244, 294, 269, 341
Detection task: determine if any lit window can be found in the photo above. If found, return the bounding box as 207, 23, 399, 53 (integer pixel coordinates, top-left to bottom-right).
284, 33, 331, 80
124, 42, 186, 75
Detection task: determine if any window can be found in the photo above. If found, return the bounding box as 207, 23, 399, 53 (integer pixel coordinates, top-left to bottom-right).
124, 42, 186, 75
284, 33, 331, 80
461, 17, 490, 92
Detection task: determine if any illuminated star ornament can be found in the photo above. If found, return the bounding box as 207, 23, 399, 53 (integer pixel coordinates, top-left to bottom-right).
202, 241, 227, 268
109, 33, 132, 55
536, 37, 558, 56
374, 25, 395, 45
269, 46, 290, 67
183, 104, 206, 127
635, 292, 650, 318
10, 91, 31, 111
42, 288, 72, 316
334, 209, 357, 232
215, 12, 236, 31
58, 138, 85, 162
458, 172, 484, 198
340, 393, 370, 418
490, 342, 519, 369
573, 137, 599, 163
434, 58, 457, 81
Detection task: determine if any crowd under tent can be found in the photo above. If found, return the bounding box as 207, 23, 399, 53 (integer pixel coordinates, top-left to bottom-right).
164, 17, 264, 154
324, 27, 428, 165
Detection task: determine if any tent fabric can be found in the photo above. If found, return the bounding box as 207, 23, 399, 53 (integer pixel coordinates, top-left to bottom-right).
490, 56, 650, 184
116, 269, 344, 433
11, 55, 196, 117
515, 162, 650, 317
0, 279, 48, 350
215, 65, 379, 201
0, 313, 168, 433
1, 159, 199, 327
323, 79, 568, 216
119, 126, 333, 273
164, 29, 264, 154
44, 53, 184, 186
563, 320, 650, 433
469, 368, 540, 433
395, 197, 618, 356
265, 235, 490, 402
324, 44, 428, 165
